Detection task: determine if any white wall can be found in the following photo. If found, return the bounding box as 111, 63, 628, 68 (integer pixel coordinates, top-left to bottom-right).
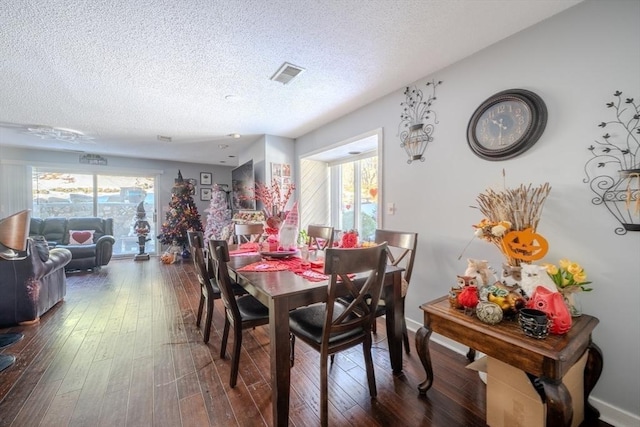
295, 0, 640, 424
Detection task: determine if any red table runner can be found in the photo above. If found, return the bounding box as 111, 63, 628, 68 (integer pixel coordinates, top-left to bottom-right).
237, 257, 329, 282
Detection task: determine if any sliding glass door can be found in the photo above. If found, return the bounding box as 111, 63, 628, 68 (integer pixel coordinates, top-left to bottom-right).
32, 169, 156, 256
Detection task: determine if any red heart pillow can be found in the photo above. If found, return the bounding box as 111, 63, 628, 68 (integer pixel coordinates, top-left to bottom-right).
69, 230, 94, 245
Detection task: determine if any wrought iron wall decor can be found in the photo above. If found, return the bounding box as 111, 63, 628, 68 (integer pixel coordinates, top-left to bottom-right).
584, 90, 639, 235
398, 79, 442, 164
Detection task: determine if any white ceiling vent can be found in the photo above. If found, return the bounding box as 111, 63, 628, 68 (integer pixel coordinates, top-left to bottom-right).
270, 62, 305, 85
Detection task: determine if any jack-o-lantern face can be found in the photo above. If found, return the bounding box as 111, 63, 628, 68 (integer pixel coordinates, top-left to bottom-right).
502, 228, 548, 261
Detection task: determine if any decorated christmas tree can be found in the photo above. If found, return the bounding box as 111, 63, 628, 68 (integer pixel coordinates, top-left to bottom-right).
204, 184, 233, 241
158, 170, 203, 248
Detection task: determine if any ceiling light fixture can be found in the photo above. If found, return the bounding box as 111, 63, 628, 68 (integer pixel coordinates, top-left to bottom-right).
228, 133, 241, 139
24, 126, 93, 143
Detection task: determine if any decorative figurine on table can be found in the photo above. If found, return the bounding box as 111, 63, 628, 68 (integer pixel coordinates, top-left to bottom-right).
133, 201, 151, 261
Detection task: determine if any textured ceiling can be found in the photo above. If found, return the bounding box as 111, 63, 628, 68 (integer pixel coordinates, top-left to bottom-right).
0, 0, 582, 166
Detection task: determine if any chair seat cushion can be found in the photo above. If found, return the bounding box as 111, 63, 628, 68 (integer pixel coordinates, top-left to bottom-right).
236, 295, 269, 321
289, 303, 363, 346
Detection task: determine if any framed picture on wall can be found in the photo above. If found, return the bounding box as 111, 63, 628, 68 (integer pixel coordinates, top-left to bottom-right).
200, 172, 212, 186
200, 187, 212, 201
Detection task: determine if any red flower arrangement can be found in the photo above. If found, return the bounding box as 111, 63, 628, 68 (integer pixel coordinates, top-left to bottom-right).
340, 230, 359, 248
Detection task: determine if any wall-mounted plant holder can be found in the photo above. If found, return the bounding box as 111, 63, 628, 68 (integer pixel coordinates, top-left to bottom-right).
398, 79, 442, 164
584, 91, 639, 235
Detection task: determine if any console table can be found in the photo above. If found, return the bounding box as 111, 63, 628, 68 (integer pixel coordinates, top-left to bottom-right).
415, 296, 603, 427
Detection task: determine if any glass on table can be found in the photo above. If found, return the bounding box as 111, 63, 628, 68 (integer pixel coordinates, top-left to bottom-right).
299, 245, 311, 270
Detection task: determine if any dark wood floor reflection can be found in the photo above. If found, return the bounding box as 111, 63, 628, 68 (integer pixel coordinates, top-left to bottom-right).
0, 258, 606, 426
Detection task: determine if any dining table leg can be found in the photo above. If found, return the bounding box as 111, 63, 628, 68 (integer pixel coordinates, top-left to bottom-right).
384, 269, 403, 374
270, 296, 291, 427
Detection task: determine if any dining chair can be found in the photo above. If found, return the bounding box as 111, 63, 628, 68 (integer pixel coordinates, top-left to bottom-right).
234, 223, 264, 244
187, 230, 219, 344
370, 229, 418, 354
187, 231, 247, 344
288, 243, 388, 427
307, 224, 334, 251
208, 239, 270, 388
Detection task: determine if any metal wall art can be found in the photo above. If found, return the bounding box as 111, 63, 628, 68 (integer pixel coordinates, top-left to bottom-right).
398, 79, 442, 164
584, 90, 639, 235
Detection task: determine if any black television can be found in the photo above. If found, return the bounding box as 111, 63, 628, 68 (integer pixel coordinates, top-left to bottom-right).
231, 160, 256, 211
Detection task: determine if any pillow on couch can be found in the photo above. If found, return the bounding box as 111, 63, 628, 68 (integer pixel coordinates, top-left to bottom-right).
68, 230, 95, 245
32, 235, 50, 262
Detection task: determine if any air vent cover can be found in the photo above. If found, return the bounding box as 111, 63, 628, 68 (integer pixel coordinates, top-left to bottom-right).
270, 62, 305, 85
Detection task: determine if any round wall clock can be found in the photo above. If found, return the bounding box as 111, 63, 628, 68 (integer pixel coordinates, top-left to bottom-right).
467, 89, 547, 161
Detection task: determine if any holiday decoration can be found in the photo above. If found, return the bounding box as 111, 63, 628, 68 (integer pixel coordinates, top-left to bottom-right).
158, 170, 203, 249
340, 230, 359, 248
241, 179, 296, 236
278, 201, 299, 251
205, 184, 233, 241
470, 177, 551, 267
133, 201, 151, 261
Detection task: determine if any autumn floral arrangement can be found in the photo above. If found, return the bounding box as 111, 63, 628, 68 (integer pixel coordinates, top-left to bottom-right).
242, 179, 296, 235
472, 181, 552, 266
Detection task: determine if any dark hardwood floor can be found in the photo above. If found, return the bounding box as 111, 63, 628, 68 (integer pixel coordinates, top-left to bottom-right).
0, 259, 608, 426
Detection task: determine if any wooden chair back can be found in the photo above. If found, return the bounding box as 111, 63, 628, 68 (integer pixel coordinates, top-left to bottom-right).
374, 229, 417, 292
322, 243, 388, 349
188, 230, 219, 343
307, 224, 334, 251
234, 223, 264, 244
187, 230, 208, 285
208, 239, 241, 321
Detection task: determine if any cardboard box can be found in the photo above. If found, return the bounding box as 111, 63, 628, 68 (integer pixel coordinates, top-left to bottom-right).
485, 350, 588, 427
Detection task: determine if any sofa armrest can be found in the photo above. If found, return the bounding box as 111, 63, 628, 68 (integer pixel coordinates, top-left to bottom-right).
33, 247, 72, 278
95, 235, 116, 266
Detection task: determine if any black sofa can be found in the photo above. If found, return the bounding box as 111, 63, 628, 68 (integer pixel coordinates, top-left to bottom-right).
29, 217, 116, 271
0, 237, 72, 326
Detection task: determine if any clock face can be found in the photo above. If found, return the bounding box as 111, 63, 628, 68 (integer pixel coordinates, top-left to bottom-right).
474, 100, 531, 149
467, 89, 547, 161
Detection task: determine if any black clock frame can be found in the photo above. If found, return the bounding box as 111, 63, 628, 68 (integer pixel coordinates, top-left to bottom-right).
467, 88, 547, 161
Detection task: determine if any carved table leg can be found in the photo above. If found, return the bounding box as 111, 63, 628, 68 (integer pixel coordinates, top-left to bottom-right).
541, 378, 573, 427
415, 326, 433, 395
584, 340, 604, 420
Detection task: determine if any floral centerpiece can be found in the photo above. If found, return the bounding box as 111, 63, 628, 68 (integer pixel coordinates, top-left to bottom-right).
241, 179, 295, 236
544, 259, 592, 316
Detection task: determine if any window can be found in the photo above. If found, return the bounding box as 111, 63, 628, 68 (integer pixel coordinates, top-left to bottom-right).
333, 155, 378, 241
32, 169, 157, 256
300, 129, 381, 242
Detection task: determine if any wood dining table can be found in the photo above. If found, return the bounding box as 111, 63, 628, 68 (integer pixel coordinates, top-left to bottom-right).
226, 250, 405, 427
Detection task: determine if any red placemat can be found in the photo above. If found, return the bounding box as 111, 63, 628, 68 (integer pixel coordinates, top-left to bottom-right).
237, 260, 289, 272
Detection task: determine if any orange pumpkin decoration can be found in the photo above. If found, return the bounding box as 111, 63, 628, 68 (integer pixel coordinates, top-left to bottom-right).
502, 228, 548, 261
